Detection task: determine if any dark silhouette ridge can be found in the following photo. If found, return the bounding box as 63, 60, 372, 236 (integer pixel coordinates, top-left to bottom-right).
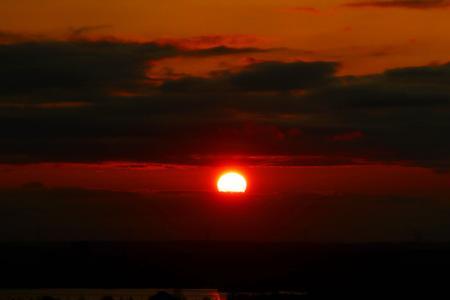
0, 241, 449, 296
150, 292, 178, 300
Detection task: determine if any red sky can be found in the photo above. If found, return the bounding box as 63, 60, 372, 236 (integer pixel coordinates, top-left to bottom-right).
0, 0, 449, 229
0, 163, 448, 198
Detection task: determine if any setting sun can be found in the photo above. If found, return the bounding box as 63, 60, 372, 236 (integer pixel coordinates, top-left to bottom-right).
217, 172, 247, 193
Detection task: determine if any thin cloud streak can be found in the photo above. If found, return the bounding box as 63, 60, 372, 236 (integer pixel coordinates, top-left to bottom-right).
343, 0, 450, 9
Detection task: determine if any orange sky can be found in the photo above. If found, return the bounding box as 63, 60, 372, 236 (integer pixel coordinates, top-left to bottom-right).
0, 1, 449, 194
1, 0, 449, 75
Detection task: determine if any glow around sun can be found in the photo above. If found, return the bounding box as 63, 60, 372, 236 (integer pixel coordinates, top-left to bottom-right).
217, 171, 247, 193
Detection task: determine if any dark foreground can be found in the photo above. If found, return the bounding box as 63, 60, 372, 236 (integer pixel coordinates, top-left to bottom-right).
1, 242, 449, 297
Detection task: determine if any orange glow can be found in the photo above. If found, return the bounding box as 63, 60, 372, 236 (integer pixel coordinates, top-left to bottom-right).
217, 171, 247, 193
1, 0, 449, 75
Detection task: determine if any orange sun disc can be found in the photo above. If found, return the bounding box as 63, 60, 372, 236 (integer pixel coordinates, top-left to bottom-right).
217, 172, 247, 193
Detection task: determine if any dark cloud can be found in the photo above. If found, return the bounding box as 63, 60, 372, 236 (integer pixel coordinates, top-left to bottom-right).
0, 40, 264, 101
0, 41, 174, 98
230, 61, 337, 91
162, 61, 338, 92
307, 64, 450, 109
155, 34, 267, 49
1, 184, 449, 242
384, 62, 450, 84
0, 38, 449, 170
343, 0, 450, 9
187, 45, 269, 57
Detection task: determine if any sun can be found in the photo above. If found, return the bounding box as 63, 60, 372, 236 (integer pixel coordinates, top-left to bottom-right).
217, 171, 247, 193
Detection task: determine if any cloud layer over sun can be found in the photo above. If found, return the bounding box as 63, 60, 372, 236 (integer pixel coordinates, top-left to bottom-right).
0, 37, 449, 171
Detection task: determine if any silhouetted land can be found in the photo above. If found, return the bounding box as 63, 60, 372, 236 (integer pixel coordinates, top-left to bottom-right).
1, 242, 449, 297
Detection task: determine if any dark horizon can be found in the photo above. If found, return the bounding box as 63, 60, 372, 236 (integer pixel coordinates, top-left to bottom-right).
1, 183, 450, 243
0, 240, 449, 297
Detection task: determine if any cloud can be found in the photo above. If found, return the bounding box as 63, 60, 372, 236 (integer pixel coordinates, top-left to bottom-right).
0, 40, 264, 101
0, 37, 449, 170
0, 40, 175, 98
343, 0, 450, 9
155, 34, 269, 50
187, 45, 269, 57
162, 61, 339, 92
229, 61, 338, 91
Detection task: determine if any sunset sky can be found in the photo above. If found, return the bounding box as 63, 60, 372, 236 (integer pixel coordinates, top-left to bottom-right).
0, 0, 449, 242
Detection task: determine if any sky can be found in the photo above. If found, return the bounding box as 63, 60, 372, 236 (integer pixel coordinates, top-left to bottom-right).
0, 0, 449, 242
